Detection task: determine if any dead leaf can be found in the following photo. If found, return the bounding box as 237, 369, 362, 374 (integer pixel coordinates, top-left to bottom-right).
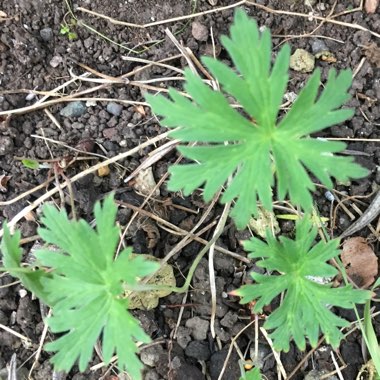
341, 237, 378, 288
125, 254, 175, 310
0, 114, 10, 130
134, 105, 146, 117
0, 10, 10, 22
365, 0, 379, 13
0, 174, 11, 192
24, 211, 36, 222
362, 43, 380, 68
134, 167, 160, 197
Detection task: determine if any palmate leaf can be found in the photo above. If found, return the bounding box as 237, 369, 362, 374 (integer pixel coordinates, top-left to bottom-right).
146, 9, 368, 229
3, 195, 159, 380
233, 217, 371, 351
1, 223, 50, 303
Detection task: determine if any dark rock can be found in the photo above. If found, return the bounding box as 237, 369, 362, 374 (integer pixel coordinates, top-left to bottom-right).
171, 356, 205, 380
185, 341, 211, 361
210, 349, 240, 380
40, 27, 53, 41
220, 311, 238, 329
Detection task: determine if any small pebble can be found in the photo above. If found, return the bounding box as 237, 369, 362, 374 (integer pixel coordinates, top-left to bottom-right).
40, 27, 53, 42
140, 345, 163, 367
191, 21, 209, 41
0, 136, 13, 155
106, 102, 123, 116
50, 55, 63, 68
185, 341, 210, 361
311, 39, 328, 55
325, 191, 335, 202
59, 101, 86, 118
185, 317, 210, 340
86, 100, 97, 107
284, 91, 297, 103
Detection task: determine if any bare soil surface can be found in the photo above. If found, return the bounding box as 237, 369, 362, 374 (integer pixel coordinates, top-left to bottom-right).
0, 0, 379, 379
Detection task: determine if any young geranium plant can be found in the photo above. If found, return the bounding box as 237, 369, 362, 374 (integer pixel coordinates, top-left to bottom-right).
1, 195, 159, 380
232, 217, 371, 351
146, 9, 368, 229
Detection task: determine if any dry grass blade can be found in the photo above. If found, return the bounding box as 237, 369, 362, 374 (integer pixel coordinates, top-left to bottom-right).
77, 1, 247, 29
209, 200, 231, 338
260, 327, 288, 379
246, 0, 380, 39
0, 324, 31, 343
217, 321, 255, 380
117, 200, 249, 264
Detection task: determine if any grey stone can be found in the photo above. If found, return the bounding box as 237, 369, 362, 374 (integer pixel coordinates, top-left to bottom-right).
106, 102, 123, 116
185, 341, 210, 361
176, 326, 192, 349
84, 37, 93, 49
171, 356, 205, 380
140, 345, 164, 367
220, 310, 238, 329
214, 320, 230, 342
40, 27, 53, 41
192, 21, 209, 41
310, 39, 327, 55
185, 317, 209, 340
0, 310, 7, 325
210, 349, 240, 380
59, 102, 86, 118
0, 136, 13, 155
50, 56, 63, 67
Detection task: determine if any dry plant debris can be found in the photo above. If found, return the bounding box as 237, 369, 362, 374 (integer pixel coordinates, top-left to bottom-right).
341, 237, 378, 288
0, 174, 11, 193
365, 0, 379, 13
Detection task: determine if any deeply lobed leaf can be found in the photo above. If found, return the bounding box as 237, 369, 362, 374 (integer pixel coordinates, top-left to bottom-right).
1, 223, 50, 303
234, 217, 371, 351
147, 9, 368, 229
1, 196, 159, 380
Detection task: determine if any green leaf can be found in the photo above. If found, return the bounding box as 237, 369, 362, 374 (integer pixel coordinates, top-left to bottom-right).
233, 217, 371, 351
1, 223, 50, 303
240, 367, 262, 380
21, 159, 39, 170
2, 195, 159, 379
146, 9, 368, 229
67, 32, 77, 41
59, 24, 70, 35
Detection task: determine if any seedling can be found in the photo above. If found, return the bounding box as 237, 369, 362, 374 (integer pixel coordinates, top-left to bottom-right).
231, 217, 371, 351
1, 195, 159, 379
60, 17, 77, 41
147, 10, 367, 229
